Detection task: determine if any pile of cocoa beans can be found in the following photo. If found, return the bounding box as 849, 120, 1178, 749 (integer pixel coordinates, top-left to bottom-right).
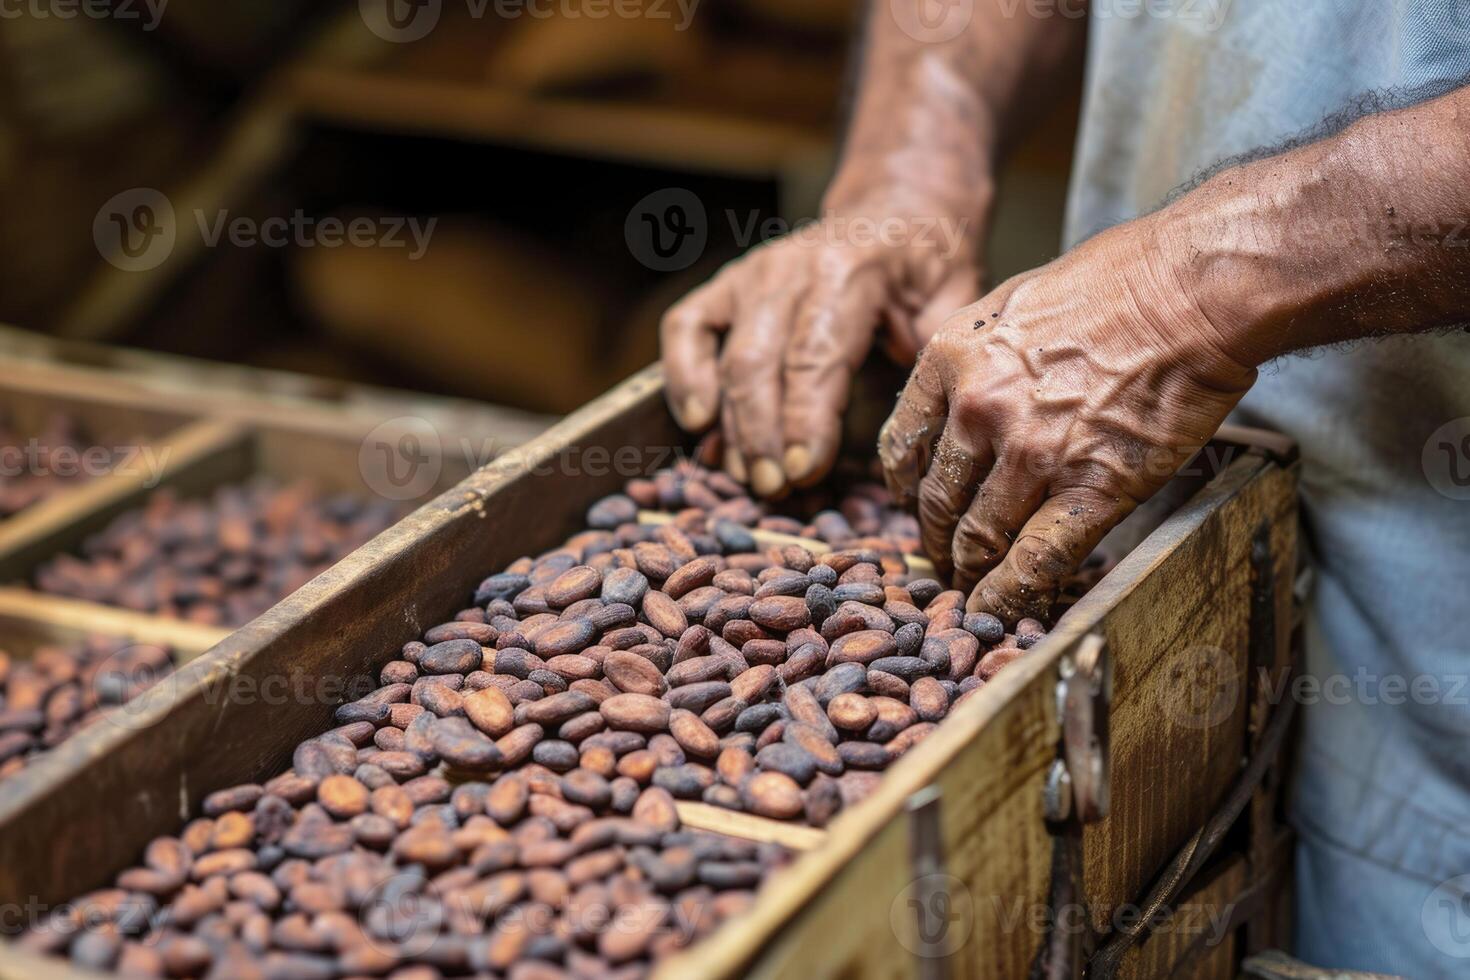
0, 637, 175, 780
34, 480, 402, 628
21, 461, 1095, 978
21, 737, 788, 978
0, 413, 122, 518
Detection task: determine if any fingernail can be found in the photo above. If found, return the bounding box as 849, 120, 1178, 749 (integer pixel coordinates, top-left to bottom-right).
751, 458, 785, 497
783, 444, 814, 482
724, 448, 747, 483
680, 396, 714, 430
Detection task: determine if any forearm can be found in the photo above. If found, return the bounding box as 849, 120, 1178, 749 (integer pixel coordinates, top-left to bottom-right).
1161, 83, 1470, 368
825, 1, 1087, 223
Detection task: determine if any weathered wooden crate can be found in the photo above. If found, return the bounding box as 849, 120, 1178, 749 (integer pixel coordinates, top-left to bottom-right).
0, 365, 1299, 979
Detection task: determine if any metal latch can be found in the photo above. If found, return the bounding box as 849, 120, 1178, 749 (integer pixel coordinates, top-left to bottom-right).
1044, 633, 1112, 825
1034, 633, 1112, 980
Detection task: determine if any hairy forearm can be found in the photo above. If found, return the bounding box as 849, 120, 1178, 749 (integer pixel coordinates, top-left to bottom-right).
1160, 83, 1470, 367
825, 1, 1086, 223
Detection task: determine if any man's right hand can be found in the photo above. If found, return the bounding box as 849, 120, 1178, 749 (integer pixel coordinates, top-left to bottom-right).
661, 198, 983, 497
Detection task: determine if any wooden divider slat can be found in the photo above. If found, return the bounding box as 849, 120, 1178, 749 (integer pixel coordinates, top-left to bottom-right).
0, 418, 251, 584
674, 802, 828, 851
0, 587, 230, 661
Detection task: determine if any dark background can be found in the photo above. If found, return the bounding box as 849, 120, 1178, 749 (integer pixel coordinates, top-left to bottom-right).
0, 0, 1079, 416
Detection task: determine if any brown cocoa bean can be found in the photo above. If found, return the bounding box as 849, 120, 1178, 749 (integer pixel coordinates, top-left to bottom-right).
783, 723, 842, 775
978, 645, 1026, 680
545, 566, 603, 608
910, 676, 949, 722
631, 786, 680, 832
827, 629, 896, 666
463, 687, 515, 738
748, 595, 811, 632
495, 724, 544, 766
641, 591, 687, 638
520, 690, 597, 726
667, 709, 719, 759
534, 619, 598, 658
317, 775, 370, 819
602, 650, 668, 697
741, 771, 804, 819
600, 693, 671, 733
486, 775, 529, 824
827, 692, 876, 731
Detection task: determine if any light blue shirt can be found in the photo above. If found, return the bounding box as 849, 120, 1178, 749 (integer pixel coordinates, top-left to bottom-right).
1064, 3, 1470, 975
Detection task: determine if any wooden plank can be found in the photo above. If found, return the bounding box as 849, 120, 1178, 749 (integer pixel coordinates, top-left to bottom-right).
1119, 857, 1244, 980
0, 350, 549, 467
283, 67, 829, 179
0, 588, 229, 660
674, 802, 828, 852
0, 375, 195, 450
1079, 462, 1297, 930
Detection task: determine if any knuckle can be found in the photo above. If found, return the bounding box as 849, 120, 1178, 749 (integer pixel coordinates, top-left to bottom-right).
1009, 533, 1075, 589
949, 385, 992, 424
916, 476, 958, 532
951, 513, 1008, 577
720, 345, 768, 377
976, 578, 1034, 625
659, 303, 699, 339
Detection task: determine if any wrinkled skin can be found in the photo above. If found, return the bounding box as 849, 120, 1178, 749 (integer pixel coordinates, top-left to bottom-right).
879, 216, 1256, 624
660, 200, 983, 497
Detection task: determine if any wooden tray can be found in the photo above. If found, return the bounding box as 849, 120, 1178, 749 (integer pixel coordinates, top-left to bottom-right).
0, 353, 534, 620
0, 365, 1299, 979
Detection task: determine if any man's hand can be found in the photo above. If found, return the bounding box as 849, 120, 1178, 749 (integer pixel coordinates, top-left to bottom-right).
879, 216, 1257, 624
658, 0, 1087, 497
662, 200, 983, 496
